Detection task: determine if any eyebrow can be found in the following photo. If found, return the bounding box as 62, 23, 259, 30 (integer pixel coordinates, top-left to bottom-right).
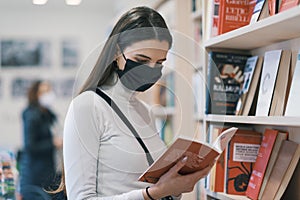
135, 54, 166, 62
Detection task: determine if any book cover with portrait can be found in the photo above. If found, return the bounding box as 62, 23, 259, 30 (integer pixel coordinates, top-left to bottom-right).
206, 51, 250, 115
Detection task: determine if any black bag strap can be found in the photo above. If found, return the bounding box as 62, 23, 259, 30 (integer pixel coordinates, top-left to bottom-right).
95, 88, 174, 200
95, 88, 154, 166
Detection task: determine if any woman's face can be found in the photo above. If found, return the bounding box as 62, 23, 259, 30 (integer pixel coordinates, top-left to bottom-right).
117, 39, 169, 70
38, 82, 52, 98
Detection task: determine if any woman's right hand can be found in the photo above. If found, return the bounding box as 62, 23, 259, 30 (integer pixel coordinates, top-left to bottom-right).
143, 156, 213, 199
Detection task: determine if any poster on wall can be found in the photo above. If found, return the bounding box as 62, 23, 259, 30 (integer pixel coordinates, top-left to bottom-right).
61, 39, 80, 68
52, 78, 75, 98
11, 77, 35, 98
1, 40, 51, 67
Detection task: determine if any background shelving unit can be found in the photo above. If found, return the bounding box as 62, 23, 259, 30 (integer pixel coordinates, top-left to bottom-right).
138, 0, 205, 200
138, 1, 300, 200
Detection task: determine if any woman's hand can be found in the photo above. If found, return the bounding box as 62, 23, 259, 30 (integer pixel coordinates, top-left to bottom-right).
143, 156, 214, 199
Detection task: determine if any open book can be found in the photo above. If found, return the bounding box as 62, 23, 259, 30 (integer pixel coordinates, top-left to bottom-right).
138, 127, 238, 184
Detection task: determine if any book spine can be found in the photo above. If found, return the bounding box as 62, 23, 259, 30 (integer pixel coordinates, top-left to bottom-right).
245, 129, 278, 200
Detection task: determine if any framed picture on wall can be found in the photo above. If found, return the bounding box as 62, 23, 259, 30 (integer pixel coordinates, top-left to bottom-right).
1, 39, 51, 68
61, 39, 80, 68
11, 77, 35, 98
52, 78, 75, 98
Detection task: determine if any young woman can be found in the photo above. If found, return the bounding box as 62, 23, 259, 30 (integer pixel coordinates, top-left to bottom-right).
20, 81, 62, 200
62, 6, 212, 200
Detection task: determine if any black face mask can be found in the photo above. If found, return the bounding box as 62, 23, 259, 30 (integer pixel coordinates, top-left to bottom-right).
116, 53, 163, 92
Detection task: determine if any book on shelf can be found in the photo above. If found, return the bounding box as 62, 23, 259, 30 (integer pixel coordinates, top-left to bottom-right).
280, 159, 300, 200
257, 131, 288, 199
236, 56, 263, 116
153, 71, 175, 108
255, 50, 290, 116
269, 50, 291, 116
207, 126, 226, 193
138, 127, 238, 184
285, 50, 300, 116
193, 69, 204, 116
271, 145, 299, 200
279, 0, 300, 12
245, 129, 288, 200
218, 0, 256, 35
250, 0, 269, 23
191, 0, 202, 12
211, 0, 220, 37
268, 0, 280, 15
225, 129, 262, 195
156, 117, 174, 146
206, 51, 250, 115
260, 140, 300, 200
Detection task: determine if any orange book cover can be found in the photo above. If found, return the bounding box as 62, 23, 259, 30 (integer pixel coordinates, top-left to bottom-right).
218, 0, 255, 35
210, 127, 226, 192
279, 0, 300, 12
214, 151, 226, 192
245, 129, 279, 200
225, 129, 262, 195
139, 127, 238, 184
268, 0, 279, 15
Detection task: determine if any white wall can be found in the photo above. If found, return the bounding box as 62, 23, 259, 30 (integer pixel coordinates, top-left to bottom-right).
0, 0, 116, 151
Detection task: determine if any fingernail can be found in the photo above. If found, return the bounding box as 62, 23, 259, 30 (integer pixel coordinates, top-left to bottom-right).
182, 156, 188, 163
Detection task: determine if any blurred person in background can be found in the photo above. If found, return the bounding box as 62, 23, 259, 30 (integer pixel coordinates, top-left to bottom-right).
19, 80, 63, 200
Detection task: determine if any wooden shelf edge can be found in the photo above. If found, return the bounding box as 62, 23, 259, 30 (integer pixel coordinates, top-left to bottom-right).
205, 189, 250, 200
203, 6, 300, 50
204, 115, 300, 127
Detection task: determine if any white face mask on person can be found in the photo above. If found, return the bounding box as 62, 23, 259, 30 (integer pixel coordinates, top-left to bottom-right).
39, 91, 56, 108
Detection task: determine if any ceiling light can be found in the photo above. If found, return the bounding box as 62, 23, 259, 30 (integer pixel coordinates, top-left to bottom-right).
65, 0, 82, 5
33, 0, 48, 5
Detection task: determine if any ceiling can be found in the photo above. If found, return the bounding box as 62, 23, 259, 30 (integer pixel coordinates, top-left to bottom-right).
0, 0, 153, 14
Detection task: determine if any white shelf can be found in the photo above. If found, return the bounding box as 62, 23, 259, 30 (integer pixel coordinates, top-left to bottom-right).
205, 115, 300, 127
194, 113, 204, 121
191, 10, 202, 21
205, 190, 250, 200
204, 6, 300, 50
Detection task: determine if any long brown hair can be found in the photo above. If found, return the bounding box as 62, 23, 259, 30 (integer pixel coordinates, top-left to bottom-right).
27, 80, 42, 106
78, 6, 172, 94
55, 6, 173, 195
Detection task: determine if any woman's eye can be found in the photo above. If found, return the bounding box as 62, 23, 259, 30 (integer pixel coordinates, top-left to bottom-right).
136, 59, 149, 64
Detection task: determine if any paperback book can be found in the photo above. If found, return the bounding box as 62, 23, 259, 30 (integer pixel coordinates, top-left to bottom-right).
139, 127, 238, 184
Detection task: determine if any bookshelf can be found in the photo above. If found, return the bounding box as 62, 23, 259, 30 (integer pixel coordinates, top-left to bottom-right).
202, 2, 300, 200
204, 6, 300, 50
205, 115, 300, 127
146, 0, 205, 200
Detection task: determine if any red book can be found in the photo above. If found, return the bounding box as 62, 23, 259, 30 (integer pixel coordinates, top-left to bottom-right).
218, 0, 255, 35
268, 0, 280, 15
210, 127, 226, 192
211, 0, 220, 37
214, 151, 226, 192
279, 0, 300, 12
245, 129, 281, 200
225, 129, 262, 195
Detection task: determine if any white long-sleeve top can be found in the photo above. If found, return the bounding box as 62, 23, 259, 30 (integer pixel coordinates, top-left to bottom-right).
63, 80, 180, 200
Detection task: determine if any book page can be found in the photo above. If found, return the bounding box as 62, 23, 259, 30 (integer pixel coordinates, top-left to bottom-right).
213, 127, 238, 153
138, 127, 238, 184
